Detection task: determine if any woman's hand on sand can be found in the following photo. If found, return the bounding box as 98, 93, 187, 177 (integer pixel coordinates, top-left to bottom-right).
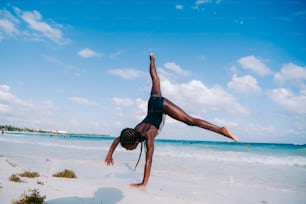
129, 183, 146, 188
104, 156, 114, 166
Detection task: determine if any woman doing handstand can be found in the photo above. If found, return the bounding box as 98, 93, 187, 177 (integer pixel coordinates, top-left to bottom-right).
105, 53, 238, 188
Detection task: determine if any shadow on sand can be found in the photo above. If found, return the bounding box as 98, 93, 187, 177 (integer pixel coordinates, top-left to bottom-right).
47, 187, 123, 204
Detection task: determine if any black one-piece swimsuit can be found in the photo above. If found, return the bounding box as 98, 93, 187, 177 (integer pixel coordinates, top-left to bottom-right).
142, 95, 164, 129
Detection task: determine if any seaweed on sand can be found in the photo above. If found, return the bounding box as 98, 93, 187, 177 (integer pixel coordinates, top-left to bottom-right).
52, 169, 77, 178
12, 189, 46, 204
18, 171, 40, 178
9, 174, 23, 183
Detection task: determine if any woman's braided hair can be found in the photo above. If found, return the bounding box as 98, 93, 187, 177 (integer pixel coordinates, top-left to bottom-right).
119, 128, 142, 148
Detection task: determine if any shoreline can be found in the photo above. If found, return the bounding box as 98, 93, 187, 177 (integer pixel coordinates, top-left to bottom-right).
3, 131, 306, 146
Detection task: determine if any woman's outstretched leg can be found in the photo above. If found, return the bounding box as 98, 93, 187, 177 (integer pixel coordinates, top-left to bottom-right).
163, 98, 238, 142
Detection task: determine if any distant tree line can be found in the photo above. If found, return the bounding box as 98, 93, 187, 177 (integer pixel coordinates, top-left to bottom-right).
1, 125, 110, 137
0, 125, 52, 133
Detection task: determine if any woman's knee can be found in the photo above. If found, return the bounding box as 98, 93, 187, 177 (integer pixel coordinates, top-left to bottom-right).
185, 117, 196, 126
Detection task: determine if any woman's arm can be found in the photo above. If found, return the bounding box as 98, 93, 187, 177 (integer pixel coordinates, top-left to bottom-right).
130, 134, 155, 188
105, 136, 120, 166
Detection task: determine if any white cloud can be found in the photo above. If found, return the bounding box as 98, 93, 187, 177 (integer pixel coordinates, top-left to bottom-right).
112, 97, 134, 107
0, 84, 59, 129
214, 117, 237, 128
0, 6, 69, 44
0, 84, 10, 92
270, 62, 306, 115
164, 62, 190, 76
266, 88, 306, 114
0, 103, 10, 113
195, 0, 212, 6
136, 98, 147, 120
20, 10, 68, 44
161, 78, 248, 115
0, 8, 20, 35
274, 63, 306, 83
0, 84, 32, 107
237, 55, 270, 76
108, 69, 144, 79
69, 96, 97, 106
114, 107, 124, 117
112, 97, 146, 120
176, 4, 184, 10
0, 19, 19, 35
193, 0, 211, 10
227, 74, 261, 94
192, 0, 220, 10
78, 48, 98, 58
69, 119, 80, 128
244, 122, 275, 136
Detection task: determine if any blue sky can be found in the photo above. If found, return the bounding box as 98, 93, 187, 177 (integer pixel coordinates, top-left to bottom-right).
0, 0, 306, 144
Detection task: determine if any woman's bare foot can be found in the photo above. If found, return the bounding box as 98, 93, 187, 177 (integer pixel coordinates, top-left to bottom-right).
222, 126, 238, 142
150, 53, 155, 61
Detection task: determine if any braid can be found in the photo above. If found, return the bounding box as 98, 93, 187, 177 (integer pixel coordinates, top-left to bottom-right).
134, 140, 145, 171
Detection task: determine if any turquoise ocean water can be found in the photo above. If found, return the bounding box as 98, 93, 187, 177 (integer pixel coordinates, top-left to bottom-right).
1, 131, 305, 167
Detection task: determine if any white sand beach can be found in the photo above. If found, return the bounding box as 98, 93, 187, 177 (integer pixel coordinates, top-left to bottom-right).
1, 133, 305, 204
